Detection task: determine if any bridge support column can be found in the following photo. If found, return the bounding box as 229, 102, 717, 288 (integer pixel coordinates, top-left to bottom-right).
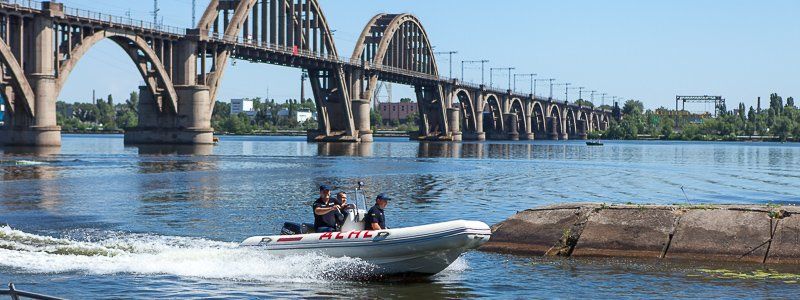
469, 108, 486, 141
352, 99, 372, 142
125, 86, 214, 145
0, 75, 61, 147
547, 116, 559, 140
447, 107, 462, 142
505, 113, 519, 141
1, 13, 61, 147
523, 114, 534, 140
577, 120, 588, 140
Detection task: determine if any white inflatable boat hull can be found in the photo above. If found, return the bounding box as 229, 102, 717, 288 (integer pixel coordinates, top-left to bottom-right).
240, 220, 491, 275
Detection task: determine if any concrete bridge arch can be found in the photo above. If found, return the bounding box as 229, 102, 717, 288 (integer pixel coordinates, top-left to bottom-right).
56, 30, 180, 114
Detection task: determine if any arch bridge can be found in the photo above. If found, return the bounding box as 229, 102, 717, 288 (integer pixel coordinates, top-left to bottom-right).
0, 0, 610, 146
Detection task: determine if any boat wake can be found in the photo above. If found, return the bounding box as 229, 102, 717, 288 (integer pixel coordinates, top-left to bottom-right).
0, 225, 378, 282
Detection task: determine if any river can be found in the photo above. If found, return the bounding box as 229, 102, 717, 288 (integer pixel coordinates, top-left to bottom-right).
1, 135, 799, 298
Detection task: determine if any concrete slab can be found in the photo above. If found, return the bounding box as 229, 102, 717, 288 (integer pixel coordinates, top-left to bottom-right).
572, 207, 678, 258
481, 205, 596, 255
767, 211, 800, 264
667, 208, 772, 263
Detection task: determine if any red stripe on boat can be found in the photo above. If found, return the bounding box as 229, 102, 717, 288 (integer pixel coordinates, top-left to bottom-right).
277, 237, 303, 242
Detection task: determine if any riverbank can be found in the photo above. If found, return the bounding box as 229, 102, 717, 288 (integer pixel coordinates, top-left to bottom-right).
57, 130, 799, 142
481, 203, 800, 264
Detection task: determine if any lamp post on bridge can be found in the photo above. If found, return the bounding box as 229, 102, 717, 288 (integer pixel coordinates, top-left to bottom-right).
435, 51, 458, 79
514, 73, 537, 95
461, 59, 489, 85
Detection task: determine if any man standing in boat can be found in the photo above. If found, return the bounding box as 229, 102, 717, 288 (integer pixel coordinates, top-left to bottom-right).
364, 193, 390, 230
313, 185, 342, 232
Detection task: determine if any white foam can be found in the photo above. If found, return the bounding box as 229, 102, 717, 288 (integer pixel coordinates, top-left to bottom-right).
0, 226, 374, 282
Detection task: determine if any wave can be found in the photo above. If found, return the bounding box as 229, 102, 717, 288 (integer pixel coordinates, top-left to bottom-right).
0, 226, 377, 282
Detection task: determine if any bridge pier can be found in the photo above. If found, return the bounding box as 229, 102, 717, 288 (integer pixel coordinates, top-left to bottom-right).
124, 85, 214, 145
505, 113, 519, 141
523, 115, 534, 140
1, 13, 61, 147
577, 121, 588, 140
463, 109, 486, 141
547, 116, 559, 140
352, 99, 373, 143
447, 107, 462, 142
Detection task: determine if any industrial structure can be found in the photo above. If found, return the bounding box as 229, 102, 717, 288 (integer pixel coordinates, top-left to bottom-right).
0, 0, 611, 146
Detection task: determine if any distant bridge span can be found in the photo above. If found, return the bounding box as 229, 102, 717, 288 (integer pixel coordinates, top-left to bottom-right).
0, 0, 610, 146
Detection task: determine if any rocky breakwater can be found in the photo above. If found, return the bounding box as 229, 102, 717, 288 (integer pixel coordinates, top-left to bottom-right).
481, 203, 800, 264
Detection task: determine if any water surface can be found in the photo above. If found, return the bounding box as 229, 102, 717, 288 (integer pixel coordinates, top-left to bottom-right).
1, 135, 799, 298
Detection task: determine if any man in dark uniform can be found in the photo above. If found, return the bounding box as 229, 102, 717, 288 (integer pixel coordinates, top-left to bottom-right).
312, 185, 341, 232
364, 193, 390, 230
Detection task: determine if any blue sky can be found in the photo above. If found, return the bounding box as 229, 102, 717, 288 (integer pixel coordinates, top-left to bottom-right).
58, 0, 799, 111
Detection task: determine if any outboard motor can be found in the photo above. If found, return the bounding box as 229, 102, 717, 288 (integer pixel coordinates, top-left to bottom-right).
281, 222, 313, 235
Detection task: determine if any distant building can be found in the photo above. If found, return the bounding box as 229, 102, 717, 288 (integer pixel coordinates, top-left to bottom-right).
379, 102, 417, 123
277, 108, 315, 123
230, 98, 256, 118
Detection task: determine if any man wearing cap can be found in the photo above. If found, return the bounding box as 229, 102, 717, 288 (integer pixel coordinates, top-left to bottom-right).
364, 193, 390, 230
312, 185, 341, 232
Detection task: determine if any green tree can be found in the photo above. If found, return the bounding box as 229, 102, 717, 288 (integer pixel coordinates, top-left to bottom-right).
622, 99, 644, 116
370, 110, 383, 127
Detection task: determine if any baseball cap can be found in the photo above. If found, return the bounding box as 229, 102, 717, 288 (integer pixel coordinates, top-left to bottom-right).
319, 184, 331, 191
376, 193, 392, 201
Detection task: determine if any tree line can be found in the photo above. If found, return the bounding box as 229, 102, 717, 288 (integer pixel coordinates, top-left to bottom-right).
56, 92, 139, 132
55, 91, 320, 134
600, 93, 799, 141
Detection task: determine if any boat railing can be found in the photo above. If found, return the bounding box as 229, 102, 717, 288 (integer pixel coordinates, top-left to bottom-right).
0, 283, 64, 300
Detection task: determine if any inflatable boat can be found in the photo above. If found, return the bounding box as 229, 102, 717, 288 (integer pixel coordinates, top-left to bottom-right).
240, 185, 491, 275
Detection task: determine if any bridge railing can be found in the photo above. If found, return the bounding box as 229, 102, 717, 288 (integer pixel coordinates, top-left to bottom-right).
0, 0, 40, 10
62, 7, 185, 35
0, 0, 185, 35
210, 33, 350, 63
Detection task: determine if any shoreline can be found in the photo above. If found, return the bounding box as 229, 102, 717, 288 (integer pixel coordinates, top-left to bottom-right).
57, 131, 797, 143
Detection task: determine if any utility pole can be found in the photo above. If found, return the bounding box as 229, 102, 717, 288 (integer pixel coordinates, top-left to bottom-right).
152, 0, 160, 26
589, 90, 597, 104
600, 93, 608, 107
548, 79, 556, 100
192, 0, 196, 27
566, 86, 581, 103
506, 68, 515, 91
514, 73, 536, 94
435, 51, 458, 79
534, 78, 549, 99
553, 83, 571, 102
461, 60, 489, 84
577, 87, 585, 101
489, 67, 514, 89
